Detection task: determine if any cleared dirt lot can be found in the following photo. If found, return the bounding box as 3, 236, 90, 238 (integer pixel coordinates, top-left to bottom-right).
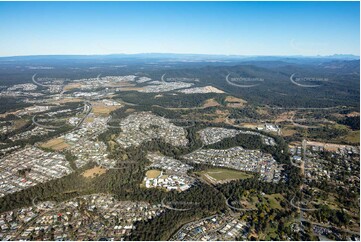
297, 140, 355, 152
203, 98, 221, 108
225, 96, 247, 108
238, 122, 259, 129
275, 111, 295, 123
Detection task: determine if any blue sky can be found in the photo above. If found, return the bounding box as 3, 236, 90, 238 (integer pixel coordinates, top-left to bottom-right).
0, 1, 359, 56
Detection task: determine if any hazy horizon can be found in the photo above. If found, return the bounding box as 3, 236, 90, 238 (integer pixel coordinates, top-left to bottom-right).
0, 1, 359, 57
0, 52, 359, 59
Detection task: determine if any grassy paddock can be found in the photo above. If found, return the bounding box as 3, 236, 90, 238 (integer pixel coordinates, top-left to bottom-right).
197, 168, 253, 184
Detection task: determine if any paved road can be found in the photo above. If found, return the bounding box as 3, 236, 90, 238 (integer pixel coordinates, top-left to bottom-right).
298, 216, 360, 236
225, 198, 258, 212
32, 102, 91, 130
72, 102, 92, 130
14, 198, 66, 240
32, 115, 65, 129
189, 173, 235, 216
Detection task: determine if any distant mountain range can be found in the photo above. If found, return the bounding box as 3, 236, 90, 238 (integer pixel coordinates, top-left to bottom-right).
0, 53, 359, 62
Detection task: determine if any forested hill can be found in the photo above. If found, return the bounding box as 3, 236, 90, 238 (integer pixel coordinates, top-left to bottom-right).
0, 55, 358, 108
151, 60, 359, 108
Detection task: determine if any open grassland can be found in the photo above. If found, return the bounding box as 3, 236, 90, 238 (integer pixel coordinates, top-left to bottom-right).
13, 119, 29, 129
84, 117, 95, 123
105, 81, 136, 88
63, 83, 82, 91
198, 168, 253, 184
57, 98, 84, 104
125, 108, 136, 113
239, 194, 259, 209
342, 130, 360, 144
146, 169, 162, 179
40, 137, 69, 151
264, 194, 284, 210
281, 126, 298, 137
322, 124, 359, 145
92, 105, 121, 116
239, 192, 284, 211
81, 166, 106, 178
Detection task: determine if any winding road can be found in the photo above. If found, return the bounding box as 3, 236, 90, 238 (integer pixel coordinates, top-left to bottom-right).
32, 115, 66, 129
32, 102, 92, 130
